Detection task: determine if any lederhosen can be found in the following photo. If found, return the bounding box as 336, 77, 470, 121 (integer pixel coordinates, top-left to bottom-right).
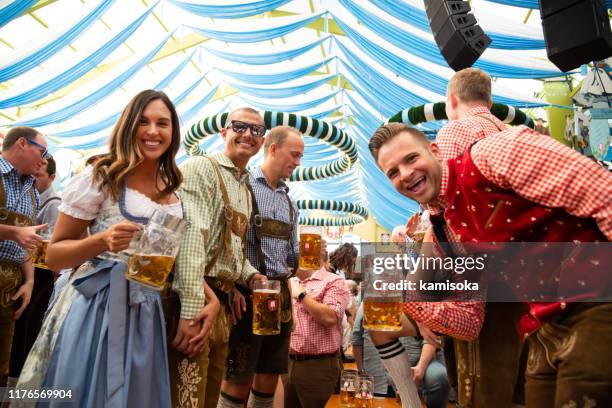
9, 196, 60, 379
0, 177, 36, 377
164, 156, 250, 408
247, 182, 298, 324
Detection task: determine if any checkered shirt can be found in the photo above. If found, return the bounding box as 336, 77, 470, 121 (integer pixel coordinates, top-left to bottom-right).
435, 106, 507, 159
409, 125, 612, 339
468, 126, 612, 239
290, 268, 350, 355
174, 153, 258, 320
0, 156, 39, 263
247, 166, 299, 278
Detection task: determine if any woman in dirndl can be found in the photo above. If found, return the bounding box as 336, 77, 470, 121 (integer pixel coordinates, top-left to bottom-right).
13, 89, 183, 407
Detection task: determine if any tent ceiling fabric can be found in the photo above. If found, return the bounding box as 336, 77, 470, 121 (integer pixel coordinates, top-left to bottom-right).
0, 0, 566, 229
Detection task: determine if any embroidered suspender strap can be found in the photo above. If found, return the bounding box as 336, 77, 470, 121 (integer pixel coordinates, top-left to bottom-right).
247, 181, 299, 277
0, 177, 35, 226
284, 193, 299, 275
475, 114, 506, 132
246, 181, 267, 276
204, 157, 234, 275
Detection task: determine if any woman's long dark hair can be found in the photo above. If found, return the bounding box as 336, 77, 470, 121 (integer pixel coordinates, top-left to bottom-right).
329, 243, 358, 275
92, 90, 182, 201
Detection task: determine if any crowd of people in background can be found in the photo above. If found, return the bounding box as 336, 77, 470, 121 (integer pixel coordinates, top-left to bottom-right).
0, 66, 610, 408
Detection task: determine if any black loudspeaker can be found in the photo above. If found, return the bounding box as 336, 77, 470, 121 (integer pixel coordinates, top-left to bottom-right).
424, 0, 491, 71
539, 0, 612, 72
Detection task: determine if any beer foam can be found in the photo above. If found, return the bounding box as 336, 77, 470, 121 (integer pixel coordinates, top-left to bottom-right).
253, 289, 280, 294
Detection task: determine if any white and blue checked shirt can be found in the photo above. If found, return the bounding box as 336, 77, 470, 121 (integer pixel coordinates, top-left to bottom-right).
247, 166, 299, 278
0, 156, 39, 263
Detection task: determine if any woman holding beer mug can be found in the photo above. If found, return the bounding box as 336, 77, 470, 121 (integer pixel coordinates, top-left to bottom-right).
14, 90, 195, 407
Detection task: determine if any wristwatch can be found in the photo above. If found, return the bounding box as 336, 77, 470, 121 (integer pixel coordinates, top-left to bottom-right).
297, 291, 307, 302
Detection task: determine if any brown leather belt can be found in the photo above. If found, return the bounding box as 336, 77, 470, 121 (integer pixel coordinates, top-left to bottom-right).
289, 353, 338, 361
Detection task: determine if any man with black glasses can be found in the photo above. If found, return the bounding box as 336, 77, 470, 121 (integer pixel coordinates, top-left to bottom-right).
168, 108, 268, 408
217, 125, 303, 408
0, 126, 48, 391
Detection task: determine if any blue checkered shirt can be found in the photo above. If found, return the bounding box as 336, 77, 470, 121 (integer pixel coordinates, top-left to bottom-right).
0, 156, 39, 263
247, 167, 299, 278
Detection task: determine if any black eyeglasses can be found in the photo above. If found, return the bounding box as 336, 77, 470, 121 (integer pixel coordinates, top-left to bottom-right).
26, 138, 50, 159
228, 120, 266, 138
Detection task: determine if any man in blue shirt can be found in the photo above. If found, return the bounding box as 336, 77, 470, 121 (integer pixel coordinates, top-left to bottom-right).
0, 126, 48, 388
217, 126, 303, 408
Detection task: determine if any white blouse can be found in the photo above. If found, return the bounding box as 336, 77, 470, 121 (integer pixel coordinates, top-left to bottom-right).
59, 166, 182, 221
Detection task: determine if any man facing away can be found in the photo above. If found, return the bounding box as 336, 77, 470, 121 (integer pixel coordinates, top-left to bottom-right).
369, 122, 612, 407
216, 125, 304, 408
168, 108, 267, 408
285, 255, 350, 408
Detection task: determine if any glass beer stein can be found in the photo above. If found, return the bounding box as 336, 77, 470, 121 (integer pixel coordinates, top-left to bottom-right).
126, 209, 186, 290
340, 370, 358, 407
299, 225, 322, 270
412, 211, 431, 243
363, 259, 403, 331
32, 230, 51, 270
252, 280, 281, 335
354, 378, 374, 408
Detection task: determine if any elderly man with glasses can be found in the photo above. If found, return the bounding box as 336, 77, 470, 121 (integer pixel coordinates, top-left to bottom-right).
0, 126, 48, 392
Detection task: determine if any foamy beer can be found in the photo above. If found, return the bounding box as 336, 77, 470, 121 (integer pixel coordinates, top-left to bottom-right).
340, 370, 357, 407
354, 378, 373, 408
125, 209, 186, 290
252, 280, 281, 335
299, 225, 322, 270
127, 254, 175, 288
363, 257, 403, 331
32, 240, 50, 270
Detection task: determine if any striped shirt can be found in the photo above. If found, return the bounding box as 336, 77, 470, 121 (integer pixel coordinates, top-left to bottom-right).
174, 152, 259, 320
247, 166, 299, 278
0, 156, 39, 263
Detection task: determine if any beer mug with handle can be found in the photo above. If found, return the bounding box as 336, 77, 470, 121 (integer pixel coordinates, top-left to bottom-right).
340, 369, 358, 407
354, 378, 373, 408
126, 208, 186, 290
252, 280, 281, 335
299, 225, 322, 270
363, 255, 403, 331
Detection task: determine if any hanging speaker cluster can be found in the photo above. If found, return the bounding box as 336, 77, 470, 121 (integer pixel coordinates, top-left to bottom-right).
424, 0, 491, 71
539, 0, 612, 72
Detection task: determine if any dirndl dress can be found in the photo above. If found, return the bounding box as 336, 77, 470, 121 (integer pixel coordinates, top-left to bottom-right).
13, 175, 180, 408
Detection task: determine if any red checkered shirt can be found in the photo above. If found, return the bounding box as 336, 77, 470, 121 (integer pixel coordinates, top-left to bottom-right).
290, 268, 350, 355
435, 106, 507, 159
406, 126, 612, 339
468, 126, 612, 239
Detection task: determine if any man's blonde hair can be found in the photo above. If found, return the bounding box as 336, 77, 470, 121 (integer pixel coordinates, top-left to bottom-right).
264, 125, 300, 155
447, 68, 491, 104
